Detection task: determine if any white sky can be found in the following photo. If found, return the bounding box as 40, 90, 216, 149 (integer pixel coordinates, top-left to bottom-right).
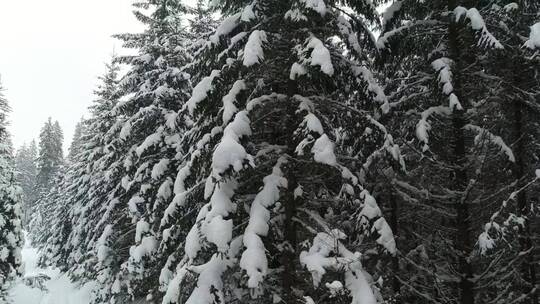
0, 0, 145, 154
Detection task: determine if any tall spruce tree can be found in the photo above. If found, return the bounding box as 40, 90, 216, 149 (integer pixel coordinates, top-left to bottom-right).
67, 119, 87, 162
157, 1, 400, 303
36, 117, 64, 192
36, 1, 199, 302
473, 2, 540, 303
28, 1, 540, 304
377, 0, 540, 303
30, 118, 64, 246
33, 58, 123, 277
0, 80, 24, 301
15, 140, 38, 224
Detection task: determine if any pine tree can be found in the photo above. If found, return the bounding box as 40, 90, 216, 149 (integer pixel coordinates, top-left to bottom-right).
35, 117, 64, 193
67, 118, 87, 162
187, 0, 220, 52
0, 80, 24, 301
15, 140, 38, 224
158, 1, 400, 303
472, 2, 540, 303
85, 1, 195, 301
377, 0, 539, 303
36, 58, 123, 282
31, 118, 64, 246
40, 0, 196, 299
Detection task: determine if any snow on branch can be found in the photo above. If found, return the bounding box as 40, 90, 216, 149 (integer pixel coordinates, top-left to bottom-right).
243, 30, 268, 67
463, 124, 515, 162
136, 127, 164, 156
151, 159, 170, 180
241, 1, 257, 22
336, 15, 362, 57
186, 110, 254, 255
161, 162, 193, 227
290, 62, 308, 80
415, 106, 452, 151
211, 111, 254, 176
285, 8, 308, 22
239, 157, 288, 294
183, 178, 238, 261
478, 173, 540, 254
186, 70, 221, 115
208, 13, 241, 46
454, 7, 504, 49
294, 95, 337, 166
96, 224, 114, 265
352, 66, 390, 114
377, 20, 441, 50
171, 99, 259, 303
161, 260, 188, 303
294, 95, 396, 254
222, 80, 247, 124
524, 22, 540, 49
300, 230, 378, 304
431, 57, 462, 111
311, 134, 337, 165
359, 190, 396, 254
305, 36, 335, 76
362, 131, 406, 174
127, 222, 158, 274
181, 237, 242, 304
300, 0, 327, 17
381, 1, 403, 29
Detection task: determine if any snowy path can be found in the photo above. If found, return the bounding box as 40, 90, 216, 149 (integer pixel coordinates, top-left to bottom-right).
8, 234, 96, 304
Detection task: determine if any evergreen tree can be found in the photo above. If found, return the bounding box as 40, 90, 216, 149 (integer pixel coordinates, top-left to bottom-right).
36, 117, 64, 192
473, 2, 540, 303
15, 140, 38, 224
187, 0, 220, 52
28, 1, 540, 304
34, 58, 123, 279
82, 1, 195, 301
157, 1, 400, 303
0, 80, 24, 301
377, 0, 540, 303
31, 118, 65, 246
67, 119, 87, 162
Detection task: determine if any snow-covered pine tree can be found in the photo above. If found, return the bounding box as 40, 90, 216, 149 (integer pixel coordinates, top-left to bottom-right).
28, 57, 124, 290
15, 140, 38, 224
186, 0, 220, 54
35, 117, 64, 193
158, 1, 401, 303
377, 0, 538, 303
49, 2, 196, 303
0, 80, 24, 301
54, 59, 125, 287
34, 118, 90, 263
469, 2, 540, 303
30, 118, 64, 245
36, 117, 92, 271
31, 167, 68, 264
67, 118, 87, 162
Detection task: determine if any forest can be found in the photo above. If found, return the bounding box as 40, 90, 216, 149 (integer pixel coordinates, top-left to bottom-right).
0, 0, 539, 303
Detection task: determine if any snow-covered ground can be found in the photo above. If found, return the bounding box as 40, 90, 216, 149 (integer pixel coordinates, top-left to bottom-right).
8, 233, 96, 304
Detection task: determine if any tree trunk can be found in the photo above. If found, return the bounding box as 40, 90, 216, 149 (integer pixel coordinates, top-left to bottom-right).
281, 77, 299, 303
513, 97, 538, 304
448, 1, 475, 303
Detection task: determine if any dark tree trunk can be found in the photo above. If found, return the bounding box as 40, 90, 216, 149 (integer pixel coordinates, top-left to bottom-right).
513, 97, 538, 304
387, 191, 401, 303
281, 77, 300, 303
448, 1, 475, 303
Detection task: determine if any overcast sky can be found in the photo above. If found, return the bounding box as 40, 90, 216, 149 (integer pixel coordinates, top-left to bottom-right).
0, 0, 145, 154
